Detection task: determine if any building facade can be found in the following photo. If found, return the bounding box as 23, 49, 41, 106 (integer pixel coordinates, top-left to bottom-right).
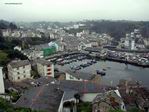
36, 59, 54, 77
7, 60, 31, 82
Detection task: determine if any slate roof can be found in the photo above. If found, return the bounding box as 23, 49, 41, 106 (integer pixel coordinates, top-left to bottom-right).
8, 60, 30, 68
59, 80, 115, 93
35, 59, 53, 66
65, 70, 97, 80
31, 43, 49, 51
63, 89, 78, 102
92, 90, 123, 109
15, 84, 64, 112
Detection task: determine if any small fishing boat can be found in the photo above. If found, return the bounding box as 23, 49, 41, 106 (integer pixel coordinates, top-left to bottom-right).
96, 70, 106, 76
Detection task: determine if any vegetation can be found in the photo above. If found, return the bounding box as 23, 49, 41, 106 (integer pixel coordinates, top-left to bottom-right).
64, 28, 84, 35
87, 20, 149, 40
0, 20, 17, 30
77, 102, 92, 112
128, 107, 142, 112
109, 108, 142, 112
0, 27, 28, 66
0, 50, 9, 65
0, 97, 46, 112
9, 91, 20, 102
31, 69, 40, 78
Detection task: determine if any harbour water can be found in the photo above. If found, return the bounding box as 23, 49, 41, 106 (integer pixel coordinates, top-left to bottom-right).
56, 59, 149, 88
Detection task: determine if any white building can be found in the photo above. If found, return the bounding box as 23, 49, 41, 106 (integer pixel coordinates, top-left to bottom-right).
7, 60, 31, 82
78, 42, 92, 51
36, 59, 54, 77
65, 72, 83, 81
2, 29, 11, 37
124, 34, 130, 48
0, 67, 5, 94
14, 46, 22, 51
131, 39, 135, 50
22, 50, 44, 60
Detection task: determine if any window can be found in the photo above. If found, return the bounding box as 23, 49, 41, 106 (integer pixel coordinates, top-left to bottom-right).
18, 77, 20, 79
17, 72, 19, 74
24, 75, 26, 78
47, 73, 51, 76
47, 68, 51, 71
23, 71, 25, 73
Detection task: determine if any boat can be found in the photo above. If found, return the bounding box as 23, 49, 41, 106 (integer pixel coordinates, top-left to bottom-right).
91, 60, 97, 63
74, 66, 81, 70
96, 70, 106, 76
102, 68, 107, 71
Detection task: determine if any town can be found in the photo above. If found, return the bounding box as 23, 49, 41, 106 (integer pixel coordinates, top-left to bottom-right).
0, 19, 149, 112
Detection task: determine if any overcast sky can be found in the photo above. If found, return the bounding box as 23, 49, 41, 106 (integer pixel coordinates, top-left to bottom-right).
0, 0, 149, 22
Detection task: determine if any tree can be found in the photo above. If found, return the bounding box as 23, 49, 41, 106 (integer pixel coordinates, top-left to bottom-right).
0, 97, 46, 112
74, 93, 81, 103
0, 50, 9, 65
128, 107, 141, 112
9, 22, 17, 30
31, 69, 40, 78
77, 102, 92, 112
9, 91, 20, 102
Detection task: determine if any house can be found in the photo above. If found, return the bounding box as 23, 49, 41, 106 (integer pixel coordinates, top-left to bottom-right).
118, 79, 149, 112
22, 49, 44, 60
35, 59, 54, 77
7, 60, 31, 82
14, 46, 22, 51
15, 84, 64, 112
78, 41, 92, 50
92, 90, 126, 112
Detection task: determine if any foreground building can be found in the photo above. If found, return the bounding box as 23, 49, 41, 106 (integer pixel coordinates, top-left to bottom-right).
92, 90, 126, 112
118, 79, 149, 112
15, 84, 64, 112
7, 60, 31, 82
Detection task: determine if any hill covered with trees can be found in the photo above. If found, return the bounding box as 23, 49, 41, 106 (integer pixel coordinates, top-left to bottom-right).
85, 20, 149, 40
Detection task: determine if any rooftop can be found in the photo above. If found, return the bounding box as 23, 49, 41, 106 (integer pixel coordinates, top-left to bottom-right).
8, 60, 30, 68
92, 90, 123, 109
65, 70, 97, 80
15, 84, 64, 112
59, 80, 115, 93
35, 59, 53, 66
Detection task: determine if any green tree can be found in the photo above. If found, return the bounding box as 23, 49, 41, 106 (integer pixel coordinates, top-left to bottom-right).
77, 102, 92, 112
0, 50, 9, 65
128, 107, 141, 112
9, 91, 20, 102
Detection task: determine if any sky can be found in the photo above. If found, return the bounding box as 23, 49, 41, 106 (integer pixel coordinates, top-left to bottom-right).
0, 0, 149, 22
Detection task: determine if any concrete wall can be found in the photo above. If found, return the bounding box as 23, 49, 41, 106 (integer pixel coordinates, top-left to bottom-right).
65, 73, 82, 81
81, 93, 99, 102
58, 92, 65, 112
37, 63, 54, 77
0, 67, 5, 93
8, 64, 31, 82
